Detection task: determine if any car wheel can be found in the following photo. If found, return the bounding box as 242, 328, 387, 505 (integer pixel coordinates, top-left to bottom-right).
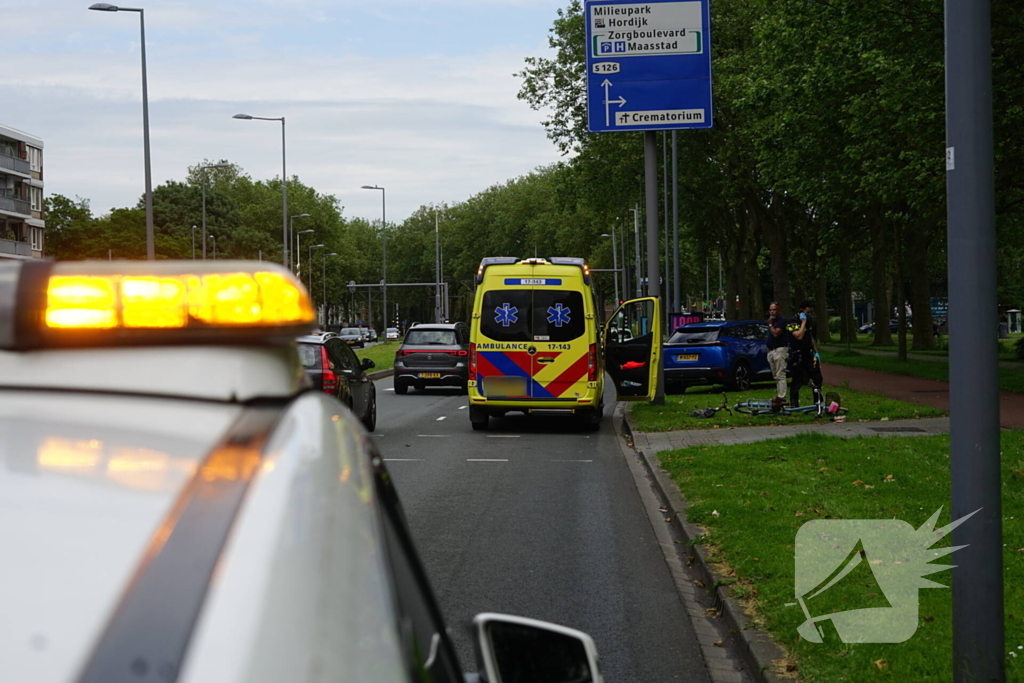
580, 406, 602, 432
394, 380, 408, 395
363, 390, 377, 432
470, 405, 489, 431
729, 361, 752, 391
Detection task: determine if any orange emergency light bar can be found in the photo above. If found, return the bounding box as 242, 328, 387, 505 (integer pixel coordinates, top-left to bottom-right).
0, 260, 316, 349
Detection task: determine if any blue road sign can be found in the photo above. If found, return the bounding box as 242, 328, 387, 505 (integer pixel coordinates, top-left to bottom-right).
585, 0, 712, 132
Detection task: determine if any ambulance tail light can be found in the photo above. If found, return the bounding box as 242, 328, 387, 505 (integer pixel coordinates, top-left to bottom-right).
469, 343, 477, 380
588, 343, 598, 382
320, 346, 339, 395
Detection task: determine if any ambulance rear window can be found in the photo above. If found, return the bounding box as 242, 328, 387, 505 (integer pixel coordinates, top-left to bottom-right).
480, 290, 532, 342
479, 289, 585, 342
533, 290, 585, 342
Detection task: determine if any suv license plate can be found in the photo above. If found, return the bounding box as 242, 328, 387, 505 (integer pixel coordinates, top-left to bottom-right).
676, 354, 699, 361
419, 372, 441, 378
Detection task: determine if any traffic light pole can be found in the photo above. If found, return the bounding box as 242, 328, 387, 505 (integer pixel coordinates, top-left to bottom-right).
944, 0, 1004, 680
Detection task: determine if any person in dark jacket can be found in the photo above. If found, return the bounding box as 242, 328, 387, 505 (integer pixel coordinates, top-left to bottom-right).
787, 300, 822, 407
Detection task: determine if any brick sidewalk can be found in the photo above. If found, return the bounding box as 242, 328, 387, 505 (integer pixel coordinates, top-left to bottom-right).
820, 362, 1024, 429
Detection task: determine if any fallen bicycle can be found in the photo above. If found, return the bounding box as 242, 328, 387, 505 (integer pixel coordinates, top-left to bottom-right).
733, 391, 847, 419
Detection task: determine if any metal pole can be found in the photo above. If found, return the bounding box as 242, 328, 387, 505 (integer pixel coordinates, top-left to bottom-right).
435, 210, 441, 323
611, 225, 620, 305
662, 131, 670, 312
281, 118, 288, 269
191, 225, 196, 260
706, 257, 709, 308
138, 9, 154, 260
211, 236, 216, 260
672, 130, 680, 313
644, 131, 665, 405
382, 188, 387, 332
202, 169, 207, 260
632, 204, 641, 298
945, 0, 1003, 679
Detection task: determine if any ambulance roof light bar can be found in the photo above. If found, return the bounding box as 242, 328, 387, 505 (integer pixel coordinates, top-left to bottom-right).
0, 260, 316, 350
476, 257, 520, 284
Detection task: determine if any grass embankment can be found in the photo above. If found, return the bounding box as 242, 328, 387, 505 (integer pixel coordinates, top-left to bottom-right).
658, 431, 1023, 682
355, 341, 399, 371
631, 384, 944, 432
822, 336, 1023, 361
819, 350, 1024, 394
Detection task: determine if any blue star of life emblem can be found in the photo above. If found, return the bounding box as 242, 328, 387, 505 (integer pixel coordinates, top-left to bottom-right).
546, 303, 571, 327
495, 303, 518, 327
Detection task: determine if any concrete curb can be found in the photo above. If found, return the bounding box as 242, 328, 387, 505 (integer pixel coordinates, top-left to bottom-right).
368, 368, 394, 381
621, 408, 790, 683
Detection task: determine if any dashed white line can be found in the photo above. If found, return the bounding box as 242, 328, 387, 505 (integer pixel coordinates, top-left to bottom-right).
552, 460, 594, 462
467, 459, 508, 462
417, 435, 449, 438
486, 435, 520, 438
384, 458, 423, 462
458, 405, 467, 410
436, 416, 447, 421
385, 388, 395, 392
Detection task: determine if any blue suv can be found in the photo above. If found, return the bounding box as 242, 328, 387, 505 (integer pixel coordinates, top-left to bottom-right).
663, 320, 772, 393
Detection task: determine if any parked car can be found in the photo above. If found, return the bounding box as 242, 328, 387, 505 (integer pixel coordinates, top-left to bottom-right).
663, 320, 772, 393
298, 332, 377, 431
393, 322, 470, 394
367, 328, 378, 342
858, 319, 913, 334
386, 327, 400, 341
338, 326, 367, 347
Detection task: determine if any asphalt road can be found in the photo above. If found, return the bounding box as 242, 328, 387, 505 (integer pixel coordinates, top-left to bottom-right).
372, 376, 711, 682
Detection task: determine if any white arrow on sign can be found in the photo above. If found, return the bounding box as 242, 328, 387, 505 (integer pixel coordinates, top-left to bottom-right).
602, 79, 627, 127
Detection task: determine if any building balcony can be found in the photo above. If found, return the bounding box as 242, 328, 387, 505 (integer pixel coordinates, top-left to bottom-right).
0, 238, 33, 257
0, 153, 31, 176
0, 195, 31, 216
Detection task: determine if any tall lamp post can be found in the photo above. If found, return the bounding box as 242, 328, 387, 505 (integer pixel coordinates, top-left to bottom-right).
601, 229, 620, 306
630, 205, 641, 297
191, 225, 197, 260
361, 185, 386, 330
435, 209, 442, 323
201, 162, 230, 260
233, 113, 288, 267
322, 252, 337, 326
88, 3, 154, 260
209, 234, 216, 260
309, 243, 323, 295
296, 229, 314, 280
290, 213, 310, 273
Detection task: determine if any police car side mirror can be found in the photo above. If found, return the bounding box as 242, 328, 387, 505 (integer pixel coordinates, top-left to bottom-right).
472, 613, 603, 683
361, 358, 375, 371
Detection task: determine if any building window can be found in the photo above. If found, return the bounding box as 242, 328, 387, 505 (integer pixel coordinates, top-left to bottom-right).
28, 146, 42, 172
30, 186, 42, 211
31, 227, 43, 251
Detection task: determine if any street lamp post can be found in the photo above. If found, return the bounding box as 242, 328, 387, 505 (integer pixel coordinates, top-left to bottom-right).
630, 205, 641, 297
362, 185, 386, 330
233, 113, 288, 267
290, 214, 310, 274
191, 225, 197, 260
209, 234, 216, 260
296, 229, 314, 280
435, 209, 442, 323
601, 229, 620, 306
89, 3, 154, 260
309, 244, 323, 295
323, 252, 337, 326
200, 163, 230, 260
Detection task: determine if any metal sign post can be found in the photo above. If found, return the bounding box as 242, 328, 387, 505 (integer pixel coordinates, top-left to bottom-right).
944, 0, 1004, 680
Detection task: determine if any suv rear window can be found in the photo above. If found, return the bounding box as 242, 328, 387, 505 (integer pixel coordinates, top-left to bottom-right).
297, 343, 321, 368
404, 329, 458, 345
479, 289, 585, 342
668, 327, 720, 343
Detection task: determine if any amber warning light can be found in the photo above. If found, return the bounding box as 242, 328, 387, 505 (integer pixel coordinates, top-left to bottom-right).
0, 260, 316, 349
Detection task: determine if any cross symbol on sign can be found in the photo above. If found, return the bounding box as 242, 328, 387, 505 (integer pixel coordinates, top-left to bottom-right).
495, 303, 519, 327
547, 303, 572, 327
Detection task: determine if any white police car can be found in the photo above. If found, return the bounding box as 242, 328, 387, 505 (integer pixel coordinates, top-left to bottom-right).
0, 260, 603, 683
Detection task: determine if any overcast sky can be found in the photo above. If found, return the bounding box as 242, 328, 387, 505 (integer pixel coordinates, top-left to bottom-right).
3, 0, 566, 222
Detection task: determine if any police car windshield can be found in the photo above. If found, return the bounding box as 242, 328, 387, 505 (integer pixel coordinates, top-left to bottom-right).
669, 327, 720, 343
405, 329, 457, 345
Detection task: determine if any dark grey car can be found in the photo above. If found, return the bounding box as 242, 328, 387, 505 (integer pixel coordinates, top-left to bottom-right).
393, 323, 469, 394
298, 333, 377, 431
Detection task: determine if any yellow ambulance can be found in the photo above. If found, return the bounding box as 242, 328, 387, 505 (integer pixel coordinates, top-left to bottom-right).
468, 257, 660, 431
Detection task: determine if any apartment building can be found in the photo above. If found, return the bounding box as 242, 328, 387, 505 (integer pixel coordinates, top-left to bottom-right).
0, 124, 45, 260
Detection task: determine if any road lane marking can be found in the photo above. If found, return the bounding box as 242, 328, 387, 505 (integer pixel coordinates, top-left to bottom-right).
385, 388, 395, 392
458, 405, 467, 410
486, 435, 520, 438
436, 416, 447, 421
384, 458, 423, 462
552, 460, 594, 462
467, 459, 508, 462
417, 435, 449, 438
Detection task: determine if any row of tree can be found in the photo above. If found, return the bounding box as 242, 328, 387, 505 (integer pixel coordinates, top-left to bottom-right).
44, 0, 1024, 341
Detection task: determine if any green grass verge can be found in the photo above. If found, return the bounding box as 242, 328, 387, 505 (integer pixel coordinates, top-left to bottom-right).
823, 338, 1022, 362
819, 350, 1024, 394
631, 384, 944, 432
657, 432, 1024, 681
354, 341, 400, 371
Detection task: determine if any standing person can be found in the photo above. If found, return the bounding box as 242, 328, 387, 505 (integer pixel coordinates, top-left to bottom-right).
766, 302, 790, 409
787, 300, 822, 407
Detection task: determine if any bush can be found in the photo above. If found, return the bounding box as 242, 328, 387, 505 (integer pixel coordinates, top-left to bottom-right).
828, 316, 842, 334
1016, 336, 1024, 360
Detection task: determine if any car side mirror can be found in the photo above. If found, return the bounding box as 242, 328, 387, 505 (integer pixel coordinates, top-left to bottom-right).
361, 358, 375, 371
472, 613, 603, 683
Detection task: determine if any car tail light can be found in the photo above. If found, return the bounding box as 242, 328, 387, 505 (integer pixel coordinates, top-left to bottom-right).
455, 349, 468, 356
321, 346, 339, 395
588, 343, 597, 382
469, 343, 477, 381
